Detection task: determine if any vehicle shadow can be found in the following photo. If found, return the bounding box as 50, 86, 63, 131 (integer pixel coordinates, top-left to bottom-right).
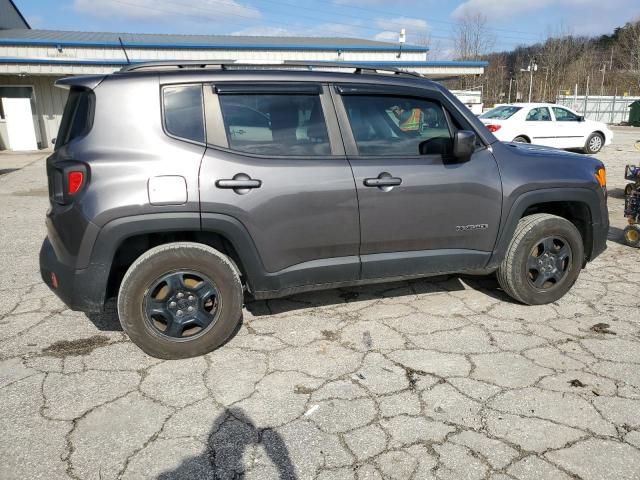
85, 299, 123, 331
85, 275, 513, 330
157, 407, 297, 479
608, 187, 627, 200
608, 225, 630, 247
246, 274, 512, 316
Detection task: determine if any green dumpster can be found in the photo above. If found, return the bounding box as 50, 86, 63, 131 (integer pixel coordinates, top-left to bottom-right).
630, 100, 640, 127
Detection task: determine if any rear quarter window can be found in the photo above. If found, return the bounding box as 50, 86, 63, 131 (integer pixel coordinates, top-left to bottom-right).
162, 85, 205, 143
55, 87, 95, 150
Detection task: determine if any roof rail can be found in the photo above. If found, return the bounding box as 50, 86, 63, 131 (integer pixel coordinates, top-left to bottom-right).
118, 60, 422, 77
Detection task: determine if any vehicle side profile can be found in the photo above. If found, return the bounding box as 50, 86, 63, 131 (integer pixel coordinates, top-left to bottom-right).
479, 102, 613, 154
40, 62, 609, 359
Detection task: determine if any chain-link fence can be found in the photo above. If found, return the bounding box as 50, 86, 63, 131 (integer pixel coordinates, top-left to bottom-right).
556, 95, 640, 124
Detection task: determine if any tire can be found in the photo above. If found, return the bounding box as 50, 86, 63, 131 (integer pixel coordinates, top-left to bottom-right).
513, 136, 529, 143
584, 132, 604, 154
624, 224, 640, 248
117, 242, 243, 359
497, 214, 584, 305
625, 183, 636, 196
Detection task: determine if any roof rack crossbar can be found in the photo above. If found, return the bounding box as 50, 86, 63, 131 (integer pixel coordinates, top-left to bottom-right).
118, 60, 422, 77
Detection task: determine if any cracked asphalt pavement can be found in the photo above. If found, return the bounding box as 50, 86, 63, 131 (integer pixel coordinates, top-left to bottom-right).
1, 128, 640, 480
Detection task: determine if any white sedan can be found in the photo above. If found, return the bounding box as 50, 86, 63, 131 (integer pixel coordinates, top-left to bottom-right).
479, 103, 613, 154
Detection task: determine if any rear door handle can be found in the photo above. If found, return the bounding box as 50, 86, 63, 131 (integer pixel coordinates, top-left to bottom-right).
216, 173, 261, 194
363, 172, 402, 189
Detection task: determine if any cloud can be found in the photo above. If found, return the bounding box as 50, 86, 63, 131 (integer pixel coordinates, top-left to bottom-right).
73, 0, 260, 22
375, 17, 429, 32
334, 0, 408, 5
451, 0, 599, 21
232, 22, 365, 38
374, 17, 429, 44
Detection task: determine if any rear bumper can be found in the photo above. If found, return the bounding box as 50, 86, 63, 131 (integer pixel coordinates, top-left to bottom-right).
39, 237, 108, 313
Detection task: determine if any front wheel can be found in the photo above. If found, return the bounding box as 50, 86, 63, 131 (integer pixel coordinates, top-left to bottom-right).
497, 214, 584, 305
625, 183, 636, 196
117, 242, 243, 359
584, 132, 604, 154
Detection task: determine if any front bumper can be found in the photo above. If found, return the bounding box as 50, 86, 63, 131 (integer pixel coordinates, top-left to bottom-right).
39, 237, 108, 313
590, 215, 609, 261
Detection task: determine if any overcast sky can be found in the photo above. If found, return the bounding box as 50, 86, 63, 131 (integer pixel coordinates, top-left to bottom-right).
15, 0, 640, 56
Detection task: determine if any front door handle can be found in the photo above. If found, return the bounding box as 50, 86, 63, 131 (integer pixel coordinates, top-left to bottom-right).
216, 173, 262, 194
363, 172, 402, 190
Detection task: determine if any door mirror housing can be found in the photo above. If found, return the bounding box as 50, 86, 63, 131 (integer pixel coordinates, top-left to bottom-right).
453, 130, 476, 161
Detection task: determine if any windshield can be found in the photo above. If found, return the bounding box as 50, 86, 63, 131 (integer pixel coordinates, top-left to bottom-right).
480, 106, 522, 120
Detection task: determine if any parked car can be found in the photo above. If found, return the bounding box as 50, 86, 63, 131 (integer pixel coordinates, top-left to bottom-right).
479, 103, 613, 153
40, 62, 609, 359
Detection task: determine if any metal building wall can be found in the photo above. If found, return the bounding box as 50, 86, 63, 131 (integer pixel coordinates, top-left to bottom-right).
0, 75, 65, 150
556, 95, 640, 124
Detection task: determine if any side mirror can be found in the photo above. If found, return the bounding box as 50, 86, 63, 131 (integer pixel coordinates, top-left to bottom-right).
577, 116, 585, 122
51, 137, 56, 145
453, 130, 476, 161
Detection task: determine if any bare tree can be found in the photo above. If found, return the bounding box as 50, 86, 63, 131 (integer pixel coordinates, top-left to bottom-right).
453, 12, 495, 61
617, 19, 640, 91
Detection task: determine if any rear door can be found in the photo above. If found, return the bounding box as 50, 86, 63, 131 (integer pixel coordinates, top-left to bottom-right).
332, 84, 502, 279
199, 83, 360, 292
524, 106, 555, 147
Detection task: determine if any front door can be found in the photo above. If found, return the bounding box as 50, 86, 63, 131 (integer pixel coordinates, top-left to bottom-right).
199, 83, 360, 292
551, 106, 587, 149
333, 86, 503, 279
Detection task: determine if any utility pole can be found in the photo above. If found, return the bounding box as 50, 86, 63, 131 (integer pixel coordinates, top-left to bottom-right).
521, 58, 538, 103
508, 77, 513, 103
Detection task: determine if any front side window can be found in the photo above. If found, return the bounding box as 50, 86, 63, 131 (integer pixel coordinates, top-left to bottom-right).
342, 95, 453, 156
480, 105, 522, 120
163, 85, 204, 143
526, 107, 551, 121
218, 94, 331, 156
553, 107, 579, 122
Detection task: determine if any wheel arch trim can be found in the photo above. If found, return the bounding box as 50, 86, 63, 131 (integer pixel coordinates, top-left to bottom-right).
487, 187, 606, 269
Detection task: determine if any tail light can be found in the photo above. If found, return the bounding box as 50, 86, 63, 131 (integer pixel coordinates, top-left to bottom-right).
47, 162, 88, 204
67, 171, 85, 195
486, 124, 501, 133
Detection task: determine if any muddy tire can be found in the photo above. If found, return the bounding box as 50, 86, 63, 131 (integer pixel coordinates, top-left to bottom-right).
117, 242, 243, 359
497, 214, 584, 305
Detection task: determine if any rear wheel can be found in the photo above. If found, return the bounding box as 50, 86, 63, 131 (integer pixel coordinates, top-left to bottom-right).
513, 136, 529, 143
624, 224, 640, 248
584, 132, 604, 154
497, 214, 584, 305
117, 242, 243, 359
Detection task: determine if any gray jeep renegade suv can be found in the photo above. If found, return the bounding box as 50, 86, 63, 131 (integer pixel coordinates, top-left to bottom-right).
40, 61, 609, 359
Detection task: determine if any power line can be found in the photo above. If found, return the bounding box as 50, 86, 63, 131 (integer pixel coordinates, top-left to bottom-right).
109, 0, 533, 49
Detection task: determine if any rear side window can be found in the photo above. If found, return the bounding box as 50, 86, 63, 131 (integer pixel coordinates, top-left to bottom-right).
526, 107, 551, 121
55, 87, 94, 150
218, 94, 331, 156
163, 85, 205, 143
